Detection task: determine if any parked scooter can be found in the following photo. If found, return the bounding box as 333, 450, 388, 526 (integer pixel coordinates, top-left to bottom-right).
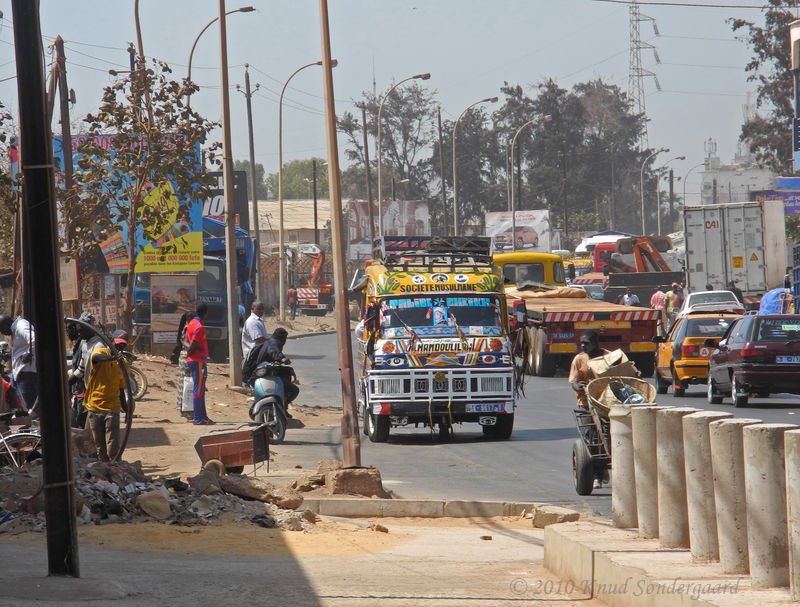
247, 361, 296, 443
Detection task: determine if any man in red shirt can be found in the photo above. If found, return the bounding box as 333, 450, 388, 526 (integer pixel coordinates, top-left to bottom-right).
186, 303, 213, 425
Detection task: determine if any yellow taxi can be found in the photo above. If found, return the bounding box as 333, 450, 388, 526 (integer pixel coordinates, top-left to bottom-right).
653, 312, 741, 396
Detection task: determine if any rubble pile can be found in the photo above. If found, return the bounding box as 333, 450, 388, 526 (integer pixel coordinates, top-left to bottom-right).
0, 456, 317, 534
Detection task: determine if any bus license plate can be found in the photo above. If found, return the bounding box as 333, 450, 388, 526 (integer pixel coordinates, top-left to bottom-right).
776, 355, 800, 364
466, 403, 504, 413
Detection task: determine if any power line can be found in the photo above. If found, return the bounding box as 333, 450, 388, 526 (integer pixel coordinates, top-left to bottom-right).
593, 0, 790, 8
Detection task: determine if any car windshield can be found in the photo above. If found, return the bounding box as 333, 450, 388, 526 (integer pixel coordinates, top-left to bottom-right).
754, 318, 800, 342
688, 292, 738, 306
380, 295, 503, 338
502, 263, 544, 285
685, 317, 736, 337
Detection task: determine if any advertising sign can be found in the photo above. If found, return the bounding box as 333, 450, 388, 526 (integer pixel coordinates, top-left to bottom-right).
150, 274, 197, 344
751, 190, 800, 216
59, 257, 79, 301
204, 170, 249, 229
484, 210, 551, 252
12, 136, 205, 274
348, 200, 430, 261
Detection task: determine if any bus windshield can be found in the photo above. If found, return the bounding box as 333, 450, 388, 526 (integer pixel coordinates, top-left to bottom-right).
380, 295, 503, 338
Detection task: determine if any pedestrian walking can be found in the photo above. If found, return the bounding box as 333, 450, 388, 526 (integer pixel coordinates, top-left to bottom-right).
650, 286, 667, 335
186, 303, 213, 425
287, 287, 298, 320
241, 300, 268, 361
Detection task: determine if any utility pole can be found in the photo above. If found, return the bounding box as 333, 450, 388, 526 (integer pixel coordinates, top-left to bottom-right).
360, 105, 374, 243
668, 169, 675, 231
240, 64, 262, 301
12, 0, 78, 576
54, 37, 74, 194
312, 159, 319, 246
437, 107, 447, 236
218, 0, 241, 385
318, 0, 361, 467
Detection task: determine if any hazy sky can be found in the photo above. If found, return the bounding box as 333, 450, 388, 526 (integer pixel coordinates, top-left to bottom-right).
0, 1, 792, 204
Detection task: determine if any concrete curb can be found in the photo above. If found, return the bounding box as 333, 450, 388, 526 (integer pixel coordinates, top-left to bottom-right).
298, 497, 575, 521
544, 520, 792, 607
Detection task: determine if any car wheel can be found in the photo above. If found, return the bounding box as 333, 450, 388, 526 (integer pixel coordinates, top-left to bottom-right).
655, 372, 670, 395
671, 368, 685, 397
731, 375, 749, 408
707, 378, 723, 405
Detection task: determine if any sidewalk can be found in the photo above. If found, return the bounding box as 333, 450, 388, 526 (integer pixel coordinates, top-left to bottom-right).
544, 520, 794, 607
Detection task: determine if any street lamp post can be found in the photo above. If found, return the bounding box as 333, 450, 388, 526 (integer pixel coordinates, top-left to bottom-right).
376, 72, 431, 239
278, 59, 336, 321
683, 161, 705, 207
218, 0, 242, 385
186, 5, 254, 105
451, 96, 498, 236
640, 147, 668, 235
509, 115, 551, 250
655, 155, 684, 235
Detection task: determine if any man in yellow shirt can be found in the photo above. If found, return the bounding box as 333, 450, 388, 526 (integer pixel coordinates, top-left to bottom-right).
84, 342, 125, 461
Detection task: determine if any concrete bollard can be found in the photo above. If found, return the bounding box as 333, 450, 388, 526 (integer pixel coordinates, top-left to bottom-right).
656, 407, 699, 549
631, 405, 670, 539
709, 417, 761, 575
743, 423, 797, 588
610, 403, 636, 529
784, 429, 800, 599
682, 410, 732, 562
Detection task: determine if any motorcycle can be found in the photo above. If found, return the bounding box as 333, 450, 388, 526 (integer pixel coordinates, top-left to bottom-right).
247, 361, 295, 443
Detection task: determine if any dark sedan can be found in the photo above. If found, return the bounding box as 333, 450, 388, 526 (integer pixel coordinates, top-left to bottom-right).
706, 314, 800, 407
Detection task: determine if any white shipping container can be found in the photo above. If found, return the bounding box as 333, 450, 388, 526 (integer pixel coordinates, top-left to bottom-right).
683, 200, 787, 297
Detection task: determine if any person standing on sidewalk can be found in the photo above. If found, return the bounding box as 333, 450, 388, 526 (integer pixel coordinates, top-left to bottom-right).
0, 314, 38, 415
186, 303, 213, 425
241, 300, 268, 361
287, 287, 298, 320
83, 339, 124, 461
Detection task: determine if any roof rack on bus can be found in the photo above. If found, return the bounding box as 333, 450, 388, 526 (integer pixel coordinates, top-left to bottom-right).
371, 236, 493, 270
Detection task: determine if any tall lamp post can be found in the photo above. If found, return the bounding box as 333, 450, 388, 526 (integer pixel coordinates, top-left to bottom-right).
640, 147, 668, 235
451, 96, 498, 236
655, 155, 684, 235
186, 5, 254, 105
278, 59, 336, 321
682, 161, 705, 207
376, 72, 431, 239
509, 115, 551, 250
218, 0, 242, 385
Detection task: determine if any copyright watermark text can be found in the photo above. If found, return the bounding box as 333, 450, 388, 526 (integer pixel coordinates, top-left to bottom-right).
509, 576, 743, 600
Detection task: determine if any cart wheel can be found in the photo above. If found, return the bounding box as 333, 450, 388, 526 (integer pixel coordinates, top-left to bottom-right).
572, 439, 594, 496
203, 459, 227, 476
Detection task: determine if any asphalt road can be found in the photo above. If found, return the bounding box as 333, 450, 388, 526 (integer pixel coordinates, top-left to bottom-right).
285, 332, 800, 518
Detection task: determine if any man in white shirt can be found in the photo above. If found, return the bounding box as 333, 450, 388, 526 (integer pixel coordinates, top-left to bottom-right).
241, 301, 268, 361
0, 315, 37, 413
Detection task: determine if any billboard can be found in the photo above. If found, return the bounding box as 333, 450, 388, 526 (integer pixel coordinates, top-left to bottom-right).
484, 210, 552, 252
204, 170, 249, 229
751, 190, 800, 216
348, 200, 430, 261
13, 136, 205, 274
150, 274, 197, 344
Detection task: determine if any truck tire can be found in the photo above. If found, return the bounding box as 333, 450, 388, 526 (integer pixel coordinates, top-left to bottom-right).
534, 329, 556, 377
526, 327, 537, 375
482, 413, 514, 440
572, 439, 594, 496
367, 412, 390, 443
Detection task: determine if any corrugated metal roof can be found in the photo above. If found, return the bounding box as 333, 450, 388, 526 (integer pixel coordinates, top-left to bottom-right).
249, 199, 332, 232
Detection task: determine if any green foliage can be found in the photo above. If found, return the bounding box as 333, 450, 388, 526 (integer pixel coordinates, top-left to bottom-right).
66, 57, 219, 329
234, 159, 269, 199
265, 157, 329, 199
0, 102, 15, 267
786, 214, 800, 243
730, 0, 795, 173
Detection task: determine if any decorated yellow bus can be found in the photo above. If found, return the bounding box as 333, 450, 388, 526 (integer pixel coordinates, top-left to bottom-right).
354, 237, 515, 442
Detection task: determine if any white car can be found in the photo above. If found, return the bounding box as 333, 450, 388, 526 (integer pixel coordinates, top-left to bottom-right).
676, 290, 745, 317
